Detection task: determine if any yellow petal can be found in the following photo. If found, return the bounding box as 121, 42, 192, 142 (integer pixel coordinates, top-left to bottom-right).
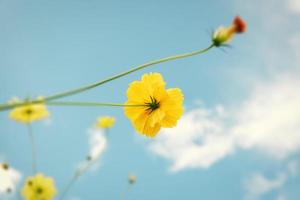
133, 112, 161, 137
96, 116, 115, 128
141, 73, 165, 89
161, 88, 184, 127
124, 100, 146, 121
126, 81, 150, 103
9, 101, 49, 124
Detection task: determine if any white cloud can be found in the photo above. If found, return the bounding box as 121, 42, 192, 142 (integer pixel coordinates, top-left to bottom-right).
0, 163, 22, 197
244, 162, 298, 200
88, 129, 107, 161
233, 75, 300, 159
287, 0, 300, 13
149, 75, 300, 172
149, 107, 235, 171
244, 173, 286, 200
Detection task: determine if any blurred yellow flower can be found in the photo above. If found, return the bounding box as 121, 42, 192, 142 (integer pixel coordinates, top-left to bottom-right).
124, 73, 184, 137
21, 173, 56, 200
128, 174, 136, 184
212, 16, 246, 46
9, 99, 49, 123
96, 116, 115, 128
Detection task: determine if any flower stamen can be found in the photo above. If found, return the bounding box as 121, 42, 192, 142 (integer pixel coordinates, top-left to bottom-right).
145, 96, 160, 112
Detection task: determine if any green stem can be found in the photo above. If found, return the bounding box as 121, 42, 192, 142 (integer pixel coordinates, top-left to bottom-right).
44, 44, 214, 101
46, 101, 145, 107
0, 44, 214, 112
27, 124, 37, 174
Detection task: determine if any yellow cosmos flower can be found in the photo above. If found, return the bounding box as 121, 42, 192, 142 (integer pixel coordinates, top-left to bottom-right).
21, 173, 56, 200
96, 116, 116, 128
9, 98, 49, 123
124, 73, 184, 137
212, 16, 246, 46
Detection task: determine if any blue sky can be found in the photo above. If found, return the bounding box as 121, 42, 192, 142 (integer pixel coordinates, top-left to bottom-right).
1, 0, 300, 200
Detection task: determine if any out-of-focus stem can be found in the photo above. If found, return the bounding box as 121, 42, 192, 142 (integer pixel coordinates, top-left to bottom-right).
59, 157, 97, 200
59, 127, 106, 200
120, 183, 131, 200
27, 124, 37, 174
58, 173, 79, 200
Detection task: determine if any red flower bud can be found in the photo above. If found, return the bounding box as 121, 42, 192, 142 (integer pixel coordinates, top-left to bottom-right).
233, 16, 246, 33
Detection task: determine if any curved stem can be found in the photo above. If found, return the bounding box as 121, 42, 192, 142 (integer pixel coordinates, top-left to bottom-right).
27, 124, 37, 174
44, 44, 214, 101
0, 44, 214, 112
46, 101, 145, 107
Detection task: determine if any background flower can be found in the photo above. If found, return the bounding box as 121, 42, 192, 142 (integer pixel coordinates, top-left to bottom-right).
9, 99, 49, 123
95, 116, 115, 129
21, 173, 56, 200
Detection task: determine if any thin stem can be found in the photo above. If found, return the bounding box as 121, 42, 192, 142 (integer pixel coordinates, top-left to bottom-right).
59, 135, 104, 200
44, 44, 214, 101
46, 101, 145, 107
120, 183, 131, 200
0, 44, 214, 112
58, 173, 80, 200
27, 124, 37, 174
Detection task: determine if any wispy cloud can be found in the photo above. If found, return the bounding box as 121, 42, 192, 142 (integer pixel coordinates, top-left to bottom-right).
244, 173, 286, 200
244, 161, 298, 200
286, 160, 299, 177
149, 106, 234, 171
233, 75, 300, 159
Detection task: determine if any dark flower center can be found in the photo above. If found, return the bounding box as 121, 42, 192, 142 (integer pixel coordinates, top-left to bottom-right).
27, 180, 33, 186
36, 187, 43, 194
24, 108, 33, 115
145, 96, 160, 112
